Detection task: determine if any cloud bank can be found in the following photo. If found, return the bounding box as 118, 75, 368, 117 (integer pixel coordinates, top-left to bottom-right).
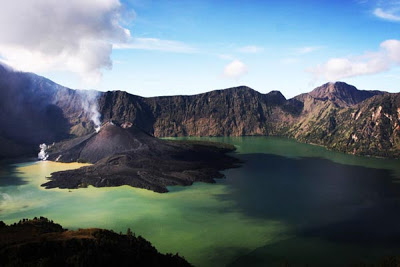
0, 0, 130, 83
223, 60, 248, 79
309, 39, 400, 81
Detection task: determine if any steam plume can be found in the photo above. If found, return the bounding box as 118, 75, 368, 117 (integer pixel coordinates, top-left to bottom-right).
38, 143, 48, 160
79, 90, 102, 132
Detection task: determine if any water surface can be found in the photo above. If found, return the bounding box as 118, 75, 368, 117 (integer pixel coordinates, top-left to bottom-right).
1, 137, 400, 266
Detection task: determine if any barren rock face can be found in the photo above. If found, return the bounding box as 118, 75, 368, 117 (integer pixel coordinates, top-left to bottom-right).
97, 86, 296, 138
309, 82, 383, 107
0, 64, 399, 159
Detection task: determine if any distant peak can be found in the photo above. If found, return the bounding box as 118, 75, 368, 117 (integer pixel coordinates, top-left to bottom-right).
208, 85, 260, 96
267, 90, 286, 99
223, 85, 255, 91
267, 90, 285, 96
265, 90, 286, 105
311, 81, 357, 96
318, 81, 356, 90
309, 81, 381, 106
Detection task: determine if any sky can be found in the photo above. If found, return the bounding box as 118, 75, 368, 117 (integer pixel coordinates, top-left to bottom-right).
1, 0, 400, 98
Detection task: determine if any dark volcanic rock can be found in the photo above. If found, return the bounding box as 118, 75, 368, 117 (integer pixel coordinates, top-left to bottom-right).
47, 122, 163, 163
0, 217, 191, 267
43, 123, 241, 193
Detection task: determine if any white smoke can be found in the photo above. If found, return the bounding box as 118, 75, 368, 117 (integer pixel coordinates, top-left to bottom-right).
80, 90, 102, 132
38, 143, 48, 160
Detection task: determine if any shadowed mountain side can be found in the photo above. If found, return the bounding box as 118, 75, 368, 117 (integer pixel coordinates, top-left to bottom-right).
0, 64, 398, 159
43, 123, 241, 193
0, 217, 191, 267
0, 65, 102, 159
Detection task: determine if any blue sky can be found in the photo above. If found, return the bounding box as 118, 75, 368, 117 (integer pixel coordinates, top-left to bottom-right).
2, 0, 400, 98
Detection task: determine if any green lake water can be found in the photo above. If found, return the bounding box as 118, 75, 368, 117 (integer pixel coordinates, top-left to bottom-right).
1, 137, 400, 266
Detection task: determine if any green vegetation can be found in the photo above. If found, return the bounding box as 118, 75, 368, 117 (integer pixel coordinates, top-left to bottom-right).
0, 217, 191, 267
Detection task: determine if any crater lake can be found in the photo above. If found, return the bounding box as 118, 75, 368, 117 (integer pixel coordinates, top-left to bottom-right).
1, 137, 400, 266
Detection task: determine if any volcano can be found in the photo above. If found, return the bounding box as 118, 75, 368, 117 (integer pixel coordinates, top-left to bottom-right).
42, 122, 241, 193
46, 122, 171, 163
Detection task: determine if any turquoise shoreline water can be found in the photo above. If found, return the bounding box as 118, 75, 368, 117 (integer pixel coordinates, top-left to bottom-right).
1, 137, 400, 266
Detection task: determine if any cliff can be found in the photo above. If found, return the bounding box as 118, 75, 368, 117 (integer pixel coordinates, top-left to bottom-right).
0, 64, 398, 158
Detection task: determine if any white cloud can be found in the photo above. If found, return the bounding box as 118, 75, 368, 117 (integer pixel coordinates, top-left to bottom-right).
296, 46, 322, 54
223, 60, 248, 79
381, 39, 400, 62
0, 0, 130, 83
237, 45, 264, 54
114, 38, 196, 53
309, 39, 400, 81
374, 7, 400, 22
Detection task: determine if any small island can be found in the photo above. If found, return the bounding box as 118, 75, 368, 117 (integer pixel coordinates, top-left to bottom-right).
42, 122, 241, 193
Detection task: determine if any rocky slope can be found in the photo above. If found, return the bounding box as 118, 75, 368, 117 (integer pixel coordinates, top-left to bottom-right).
0, 64, 399, 158
290, 92, 400, 157
43, 122, 241, 193
0, 65, 103, 159
95, 82, 399, 157
0, 217, 191, 267
97, 87, 299, 137
308, 82, 383, 106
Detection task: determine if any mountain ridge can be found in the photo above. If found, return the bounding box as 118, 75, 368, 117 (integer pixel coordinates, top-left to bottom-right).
0, 65, 398, 158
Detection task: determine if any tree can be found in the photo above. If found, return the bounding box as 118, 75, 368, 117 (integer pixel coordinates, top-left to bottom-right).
126, 228, 132, 237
